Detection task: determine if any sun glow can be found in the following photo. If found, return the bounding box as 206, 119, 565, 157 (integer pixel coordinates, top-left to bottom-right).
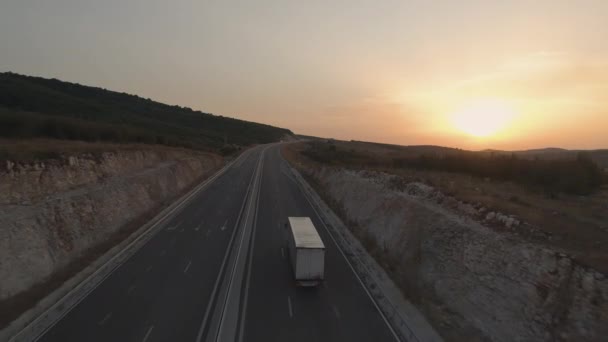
449, 99, 517, 138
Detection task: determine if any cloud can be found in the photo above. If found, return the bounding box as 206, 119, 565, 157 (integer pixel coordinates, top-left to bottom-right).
291, 95, 427, 142
447, 52, 608, 105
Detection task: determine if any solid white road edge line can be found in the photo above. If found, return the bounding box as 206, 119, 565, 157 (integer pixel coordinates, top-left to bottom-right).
236, 146, 267, 342
215, 148, 265, 341
194, 148, 261, 342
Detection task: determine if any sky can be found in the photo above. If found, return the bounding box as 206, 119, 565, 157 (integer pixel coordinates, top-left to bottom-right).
1, 0, 607, 150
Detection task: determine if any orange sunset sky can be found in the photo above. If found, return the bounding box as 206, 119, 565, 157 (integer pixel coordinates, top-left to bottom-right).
1, 1, 607, 150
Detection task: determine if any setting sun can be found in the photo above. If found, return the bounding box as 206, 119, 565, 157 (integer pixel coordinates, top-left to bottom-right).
449, 99, 517, 138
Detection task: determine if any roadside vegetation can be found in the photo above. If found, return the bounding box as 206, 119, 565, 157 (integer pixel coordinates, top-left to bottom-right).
285, 140, 608, 273
302, 140, 606, 195
0, 72, 292, 157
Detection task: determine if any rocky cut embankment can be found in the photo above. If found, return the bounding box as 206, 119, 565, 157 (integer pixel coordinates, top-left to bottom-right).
0, 147, 222, 310
300, 167, 607, 342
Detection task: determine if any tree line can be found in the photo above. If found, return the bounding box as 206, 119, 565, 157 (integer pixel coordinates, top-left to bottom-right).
303, 141, 606, 195
0, 72, 292, 153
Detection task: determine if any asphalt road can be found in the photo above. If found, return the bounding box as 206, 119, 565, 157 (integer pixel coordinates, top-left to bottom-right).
35, 144, 398, 342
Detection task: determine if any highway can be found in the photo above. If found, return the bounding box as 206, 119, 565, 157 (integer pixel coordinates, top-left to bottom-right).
34, 144, 398, 342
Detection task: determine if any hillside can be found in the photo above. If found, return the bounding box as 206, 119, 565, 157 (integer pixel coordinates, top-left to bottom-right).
481, 148, 608, 169
346, 140, 608, 168
284, 142, 608, 341
0, 72, 292, 153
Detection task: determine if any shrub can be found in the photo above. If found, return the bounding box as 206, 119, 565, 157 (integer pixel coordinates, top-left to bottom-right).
303, 142, 605, 195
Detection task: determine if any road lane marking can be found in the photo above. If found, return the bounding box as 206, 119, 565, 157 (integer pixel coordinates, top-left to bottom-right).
287, 296, 293, 318
237, 150, 266, 342
281, 247, 285, 259
195, 150, 260, 342
142, 325, 154, 342
146, 265, 152, 272
295, 166, 402, 342
98, 312, 112, 326
220, 219, 228, 231
166, 220, 183, 231
128, 285, 136, 294
332, 305, 341, 319
217, 152, 264, 341
184, 260, 192, 274
206, 146, 268, 342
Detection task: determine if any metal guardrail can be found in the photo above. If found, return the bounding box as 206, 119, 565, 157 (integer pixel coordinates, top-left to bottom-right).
292, 168, 421, 342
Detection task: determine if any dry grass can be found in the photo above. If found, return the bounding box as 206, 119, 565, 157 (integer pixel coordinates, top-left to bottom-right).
0, 138, 222, 165
1, 182, 185, 327
0, 138, 224, 327
284, 141, 608, 274
0, 156, 221, 328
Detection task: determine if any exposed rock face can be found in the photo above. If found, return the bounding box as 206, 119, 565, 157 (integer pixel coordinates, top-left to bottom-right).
305, 167, 607, 342
0, 149, 222, 301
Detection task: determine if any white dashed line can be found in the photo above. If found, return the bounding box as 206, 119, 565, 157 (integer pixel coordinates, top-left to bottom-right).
98, 312, 112, 326
142, 325, 154, 342
166, 220, 183, 231
220, 219, 228, 231
332, 305, 341, 319
281, 247, 285, 259
287, 296, 293, 318
184, 260, 192, 274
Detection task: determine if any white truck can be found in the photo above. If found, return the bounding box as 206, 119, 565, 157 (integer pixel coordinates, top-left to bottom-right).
286, 217, 325, 286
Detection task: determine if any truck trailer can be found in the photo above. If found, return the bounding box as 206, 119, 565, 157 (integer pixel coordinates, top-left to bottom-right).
286, 217, 325, 286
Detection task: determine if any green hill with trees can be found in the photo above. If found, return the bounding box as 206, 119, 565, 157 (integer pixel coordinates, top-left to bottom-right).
0, 72, 292, 153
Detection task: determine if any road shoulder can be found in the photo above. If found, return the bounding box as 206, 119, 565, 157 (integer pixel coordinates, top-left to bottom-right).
286, 162, 443, 342
1, 150, 251, 342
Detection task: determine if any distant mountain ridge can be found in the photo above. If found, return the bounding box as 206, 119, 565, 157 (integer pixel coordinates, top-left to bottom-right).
481, 148, 608, 169
343, 139, 608, 169
483, 147, 568, 154
0, 72, 292, 151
